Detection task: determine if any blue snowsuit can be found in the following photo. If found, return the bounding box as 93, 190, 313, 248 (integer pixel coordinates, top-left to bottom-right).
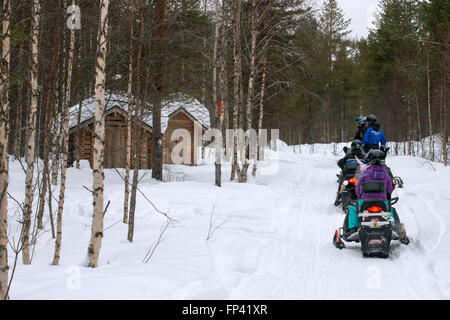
361, 123, 386, 152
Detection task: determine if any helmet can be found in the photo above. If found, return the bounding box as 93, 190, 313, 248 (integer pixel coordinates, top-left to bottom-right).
351, 139, 362, 149
356, 116, 365, 125
367, 149, 385, 165
366, 115, 377, 123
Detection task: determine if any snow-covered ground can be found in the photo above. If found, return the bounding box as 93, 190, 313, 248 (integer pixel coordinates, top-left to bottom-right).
6, 142, 450, 299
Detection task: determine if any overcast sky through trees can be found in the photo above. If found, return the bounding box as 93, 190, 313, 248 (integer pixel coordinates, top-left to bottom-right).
337, 0, 379, 39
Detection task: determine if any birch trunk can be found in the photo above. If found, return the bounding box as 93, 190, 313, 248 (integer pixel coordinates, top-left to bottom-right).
52, 31, 68, 186
50, 110, 59, 185
87, 0, 109, 268
124, 0, 135, 224
231, 0, 242, 182
252, 39, 268, 177
240, 0, 258, 182
0, 0, 11, 299
53, 1, 76, 266
22, 0, 41, 265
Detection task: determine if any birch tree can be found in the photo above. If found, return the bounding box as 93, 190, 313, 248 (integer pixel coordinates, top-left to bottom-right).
53, 0, 77, 266
87, 0, 110, 268
240, 0, 258, 182
0, 0, 11, 299
231, 0, 242, 182
22, 0, 41, 265
252, 38, 269, 177
123, 0, 135, 224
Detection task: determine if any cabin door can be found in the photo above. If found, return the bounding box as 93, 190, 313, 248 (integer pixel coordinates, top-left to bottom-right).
105, 126, 125, 168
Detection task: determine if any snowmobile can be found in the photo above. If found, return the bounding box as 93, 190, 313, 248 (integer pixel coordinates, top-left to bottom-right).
334, 161, 359, 211
333, 196, 409, 258
335, 147, 404, 210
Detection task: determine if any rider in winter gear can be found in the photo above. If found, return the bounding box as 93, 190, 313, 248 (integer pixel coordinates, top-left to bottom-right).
354, 116, 367, 141
356, 150, 393, 201
337, 139, 364, 171
343, 149, 402, 240
361, 116, 386, 153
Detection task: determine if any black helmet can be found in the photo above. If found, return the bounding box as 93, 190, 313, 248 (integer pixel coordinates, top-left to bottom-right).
351, 139, 362, 149
366, 115, 377, 123
367, 149, 385, 165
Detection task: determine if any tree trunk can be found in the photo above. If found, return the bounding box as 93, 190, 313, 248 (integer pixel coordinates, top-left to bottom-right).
87, 0, 109, 268
0, 0, 11, 299
22, 0, 41, 265
128, 3, 146, 243
252, 38, 268, 177
75, 98, 83, 169
13, 43, 24, 158
213, 0, 222, 187
52, 29, 68, 186
240, 0, 258, 182
426, 49, 434, 161
37, 36, 59, 230
152, 0, 165, 181
411, 79, 423, 155
231, 0, 242, 182
53, 1, 76, 266
441, 57, 448, 166
124, 0, 135, 224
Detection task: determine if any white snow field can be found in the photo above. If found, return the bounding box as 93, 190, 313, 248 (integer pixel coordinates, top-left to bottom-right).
6, 141, 450, 299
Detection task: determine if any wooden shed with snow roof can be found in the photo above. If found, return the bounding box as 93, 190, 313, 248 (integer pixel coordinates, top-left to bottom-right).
68, 92, 210, 169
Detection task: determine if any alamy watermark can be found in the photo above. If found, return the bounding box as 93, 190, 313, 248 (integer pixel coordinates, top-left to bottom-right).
67, 5, 81, 30
366, 265, 381, 290
66, 265, 81, 290
169, 121, 280, 175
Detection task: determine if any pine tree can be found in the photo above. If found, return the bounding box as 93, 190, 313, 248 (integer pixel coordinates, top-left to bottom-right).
318, 0, 351, 143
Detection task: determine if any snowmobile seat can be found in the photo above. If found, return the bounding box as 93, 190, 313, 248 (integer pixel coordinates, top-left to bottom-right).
361, 181, 385, 194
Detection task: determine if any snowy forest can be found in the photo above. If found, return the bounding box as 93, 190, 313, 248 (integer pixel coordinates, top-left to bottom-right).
0, 0, 449, 301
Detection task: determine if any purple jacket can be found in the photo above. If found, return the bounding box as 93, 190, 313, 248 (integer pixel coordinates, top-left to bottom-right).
356, 165, 393, 201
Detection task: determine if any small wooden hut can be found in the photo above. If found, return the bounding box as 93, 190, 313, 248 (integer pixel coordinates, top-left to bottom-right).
68, 92, 210, 168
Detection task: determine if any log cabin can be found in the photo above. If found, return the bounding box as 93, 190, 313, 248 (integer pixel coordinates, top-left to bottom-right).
68, 92, 210, 168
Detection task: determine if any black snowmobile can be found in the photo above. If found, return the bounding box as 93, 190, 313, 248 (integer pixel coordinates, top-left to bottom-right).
334, 161, 360, 211
333, 195, 410, 258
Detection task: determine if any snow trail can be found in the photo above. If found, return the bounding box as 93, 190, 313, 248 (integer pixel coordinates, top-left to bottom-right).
6, 143, 450, 299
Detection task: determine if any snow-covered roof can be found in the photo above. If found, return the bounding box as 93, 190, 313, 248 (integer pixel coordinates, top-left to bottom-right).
69, 91, 210, 134
151, 93, 211, 133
